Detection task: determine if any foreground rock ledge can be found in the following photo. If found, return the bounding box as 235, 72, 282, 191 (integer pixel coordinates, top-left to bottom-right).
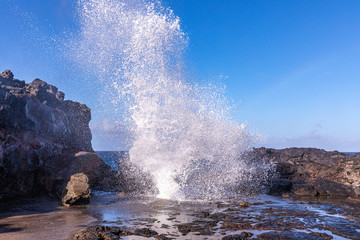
0, 70, 119, 198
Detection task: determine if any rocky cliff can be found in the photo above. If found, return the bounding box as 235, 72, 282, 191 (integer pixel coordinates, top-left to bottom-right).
0, 70, 117, 198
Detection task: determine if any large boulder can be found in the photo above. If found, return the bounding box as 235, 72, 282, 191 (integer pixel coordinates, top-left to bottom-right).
0, 70, 118, 198
62, 173, 91, 206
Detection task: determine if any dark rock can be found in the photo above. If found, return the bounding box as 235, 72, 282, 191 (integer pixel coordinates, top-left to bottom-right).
222, 232, 254, 239
256, 231, 326, 240
313, 179, 354, 197
292, 183, 317, 196
70, 152, 119, 191
275, 162, 297, 177
310, 232, 333, 240
254, 147, 360, 195
134, 228, 159, 237
267, 179, 293, 196
70, 225, 164, 240
222, 234, 246, 240
0, 70, 119, 198
62, 173, 90, 206
71, 226, 131, 240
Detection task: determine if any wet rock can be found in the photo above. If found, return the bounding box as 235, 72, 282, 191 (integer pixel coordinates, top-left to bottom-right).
267, 179, 292, 196
256, 231, 325, 240
221, 221, 252, 230
134, 228, 159, 237
222, 234, 246, 240
71, 225, 131, 240
223, 232, 254, 239
321, 216, 360, 239
238, 202, 251, 207
310, 232, 333, 240
241, 232, 254, 238
292, 183, 317, 196
62, 173, 91, 206
71, 225, 171, 240
177, 220, 216, 236
313, 179, 354, 197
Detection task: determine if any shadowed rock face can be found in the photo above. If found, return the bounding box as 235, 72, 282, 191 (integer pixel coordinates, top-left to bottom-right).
0, 70, 118, 197
0, 70, 92, 154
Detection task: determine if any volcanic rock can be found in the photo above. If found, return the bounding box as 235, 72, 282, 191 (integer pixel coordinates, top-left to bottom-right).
257, 231, 329, 240
291, 183, 317, 196
0, 70, 119, 198
267, 179, 293, 196
313, 179, 354, 197
254, 147, 360, 197
62, 173, 91, 206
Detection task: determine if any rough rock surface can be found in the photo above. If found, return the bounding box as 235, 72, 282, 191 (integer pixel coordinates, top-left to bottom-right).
253, 147, 359, 197
62, 173, 91, 206
291, 183, 317, 196
0, 70, 118, 198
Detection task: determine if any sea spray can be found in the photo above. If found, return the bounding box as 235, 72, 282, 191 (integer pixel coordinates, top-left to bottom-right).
69, 0, 274, 200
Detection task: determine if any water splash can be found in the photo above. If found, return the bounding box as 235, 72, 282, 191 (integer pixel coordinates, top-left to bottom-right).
70, 0, 273, 200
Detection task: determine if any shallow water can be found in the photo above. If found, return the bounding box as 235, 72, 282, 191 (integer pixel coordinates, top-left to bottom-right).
1, 193, 360, 240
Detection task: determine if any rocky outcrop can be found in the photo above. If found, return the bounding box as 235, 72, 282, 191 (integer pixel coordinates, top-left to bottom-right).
62, 173, 91, 206
253, 147, 360, 197
0, 70, 118, 198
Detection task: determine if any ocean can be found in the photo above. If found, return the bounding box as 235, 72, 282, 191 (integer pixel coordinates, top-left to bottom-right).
96, 151, 128, 171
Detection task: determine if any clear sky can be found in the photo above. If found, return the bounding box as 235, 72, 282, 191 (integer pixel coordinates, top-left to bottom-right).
1, 0, 360, 151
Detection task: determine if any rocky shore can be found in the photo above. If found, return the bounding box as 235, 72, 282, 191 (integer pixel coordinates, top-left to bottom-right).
252, 147, 360, 198
1, 69, 360, 239
0, 70, 118, 200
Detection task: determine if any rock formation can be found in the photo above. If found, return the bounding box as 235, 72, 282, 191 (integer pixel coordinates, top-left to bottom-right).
253, 147, 360, 197
62, 173, 91, 206
0, 70, 118, 198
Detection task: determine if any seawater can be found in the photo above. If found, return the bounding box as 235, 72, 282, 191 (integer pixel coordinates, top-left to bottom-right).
97, 151, 128, 171
70, 0, 274, 200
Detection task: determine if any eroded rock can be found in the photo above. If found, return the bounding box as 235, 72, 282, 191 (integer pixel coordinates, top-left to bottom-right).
62, 173, 91, 206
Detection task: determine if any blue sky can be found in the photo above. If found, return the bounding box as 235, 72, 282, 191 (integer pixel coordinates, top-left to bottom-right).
1, 0, 360, 151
